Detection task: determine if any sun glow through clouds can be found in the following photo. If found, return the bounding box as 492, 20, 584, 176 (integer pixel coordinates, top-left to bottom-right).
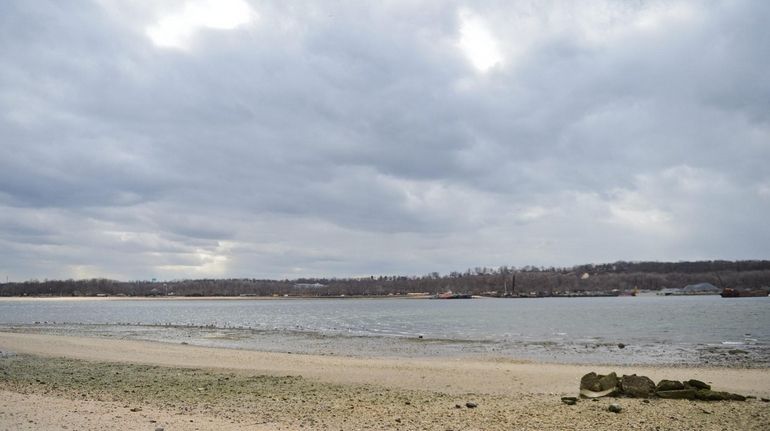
146, 0, 255, 49
457, 9, 503, 72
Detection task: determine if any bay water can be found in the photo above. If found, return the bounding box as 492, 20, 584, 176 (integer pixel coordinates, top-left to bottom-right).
1, 296, 767, 366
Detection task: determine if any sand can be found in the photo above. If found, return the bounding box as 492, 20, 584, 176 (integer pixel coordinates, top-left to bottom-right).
1, 332, 769, 430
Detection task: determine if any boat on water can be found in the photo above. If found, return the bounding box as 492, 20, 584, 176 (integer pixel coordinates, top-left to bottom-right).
720, 287, 770, 298
431, 291, 473, 299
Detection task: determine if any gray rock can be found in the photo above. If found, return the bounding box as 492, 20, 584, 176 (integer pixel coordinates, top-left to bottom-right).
465, 402, 478, 408
617, 343, 626, 349
620, 375, 656, 398
580, 372, 602, 391
656, 389, 697, 400
685, 379, 710, 390
580, 372, 618, 392
695, 390, 746, 401
656, 380, 685, 392
561, 397, 578, 405
608, 403, 622, 413
155, 428, 164, 431
760, 398, 769, 402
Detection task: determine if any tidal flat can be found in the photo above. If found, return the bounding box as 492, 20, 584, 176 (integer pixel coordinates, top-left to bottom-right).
1, 334, 769, 430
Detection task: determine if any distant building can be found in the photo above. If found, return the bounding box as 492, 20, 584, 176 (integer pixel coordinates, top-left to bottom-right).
293, 283, 325, 289
681, 282, 721, 295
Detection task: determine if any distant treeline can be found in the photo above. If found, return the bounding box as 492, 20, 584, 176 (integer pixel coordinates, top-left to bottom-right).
2, 260, 770, 297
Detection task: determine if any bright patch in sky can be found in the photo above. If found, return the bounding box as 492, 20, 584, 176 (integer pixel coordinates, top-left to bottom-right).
457, 9, 503, 72
146, 0, 254, 49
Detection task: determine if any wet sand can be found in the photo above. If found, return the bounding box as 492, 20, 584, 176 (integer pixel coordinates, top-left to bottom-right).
1, 332, 769, 430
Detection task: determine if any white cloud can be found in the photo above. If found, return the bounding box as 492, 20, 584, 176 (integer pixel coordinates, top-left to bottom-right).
146, 0, 255, 49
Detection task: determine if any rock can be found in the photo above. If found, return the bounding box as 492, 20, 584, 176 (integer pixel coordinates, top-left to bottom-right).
454, 404, 462, 409
656, 389, 697, 400
617, 343, 626, 349
599, 373, 619, 391
561, 397, 578, 405
155, 428, 164, 431
580, 372, 602, 391
695, 390, 726, 401
465, 402, 478, 408
129, 407, 141, 412
728, 349, 748, 355
620, 375, 656, 398
656, 380, 685, 391
695, 390, 746, 401
580, 372, 618, 392
685, 379, 710, 390
608, 403, 622, 413
761, 398, 769, 402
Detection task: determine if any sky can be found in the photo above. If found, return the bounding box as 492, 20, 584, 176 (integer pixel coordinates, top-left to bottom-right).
1, 0, 769, 281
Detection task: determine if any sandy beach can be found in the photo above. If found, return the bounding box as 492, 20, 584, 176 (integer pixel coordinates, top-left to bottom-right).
1, 332, 769, 430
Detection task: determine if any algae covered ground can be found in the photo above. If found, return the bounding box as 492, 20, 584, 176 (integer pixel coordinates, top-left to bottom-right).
1, 354, 769, 430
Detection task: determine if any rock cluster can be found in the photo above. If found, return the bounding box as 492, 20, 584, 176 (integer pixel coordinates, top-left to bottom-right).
579, 372, 747, 401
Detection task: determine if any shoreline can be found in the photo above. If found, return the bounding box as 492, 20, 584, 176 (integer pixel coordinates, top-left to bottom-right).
2, 333, 770, 430
1, 332, 769, 397
3, 321, 767, 369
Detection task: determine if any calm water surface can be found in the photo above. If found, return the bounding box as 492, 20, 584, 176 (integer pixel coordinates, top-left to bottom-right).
1, 296, 768, 366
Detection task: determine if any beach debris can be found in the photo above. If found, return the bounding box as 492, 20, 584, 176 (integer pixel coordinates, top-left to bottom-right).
621, 374, 656, 398
608, 403, 622, 413
580, 387, 617, 398
129, 407, 141, 412
465, 402, 478, 408
577, 372, 747, 401
561, 396, 578, 405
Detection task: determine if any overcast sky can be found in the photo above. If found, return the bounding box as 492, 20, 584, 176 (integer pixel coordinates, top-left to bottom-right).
1, 0, 768, 281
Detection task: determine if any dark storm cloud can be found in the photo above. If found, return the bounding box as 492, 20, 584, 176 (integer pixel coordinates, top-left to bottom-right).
1, 0, 768, 280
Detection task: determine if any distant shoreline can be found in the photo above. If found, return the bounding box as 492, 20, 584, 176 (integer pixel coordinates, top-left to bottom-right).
0, 294, 435, 301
